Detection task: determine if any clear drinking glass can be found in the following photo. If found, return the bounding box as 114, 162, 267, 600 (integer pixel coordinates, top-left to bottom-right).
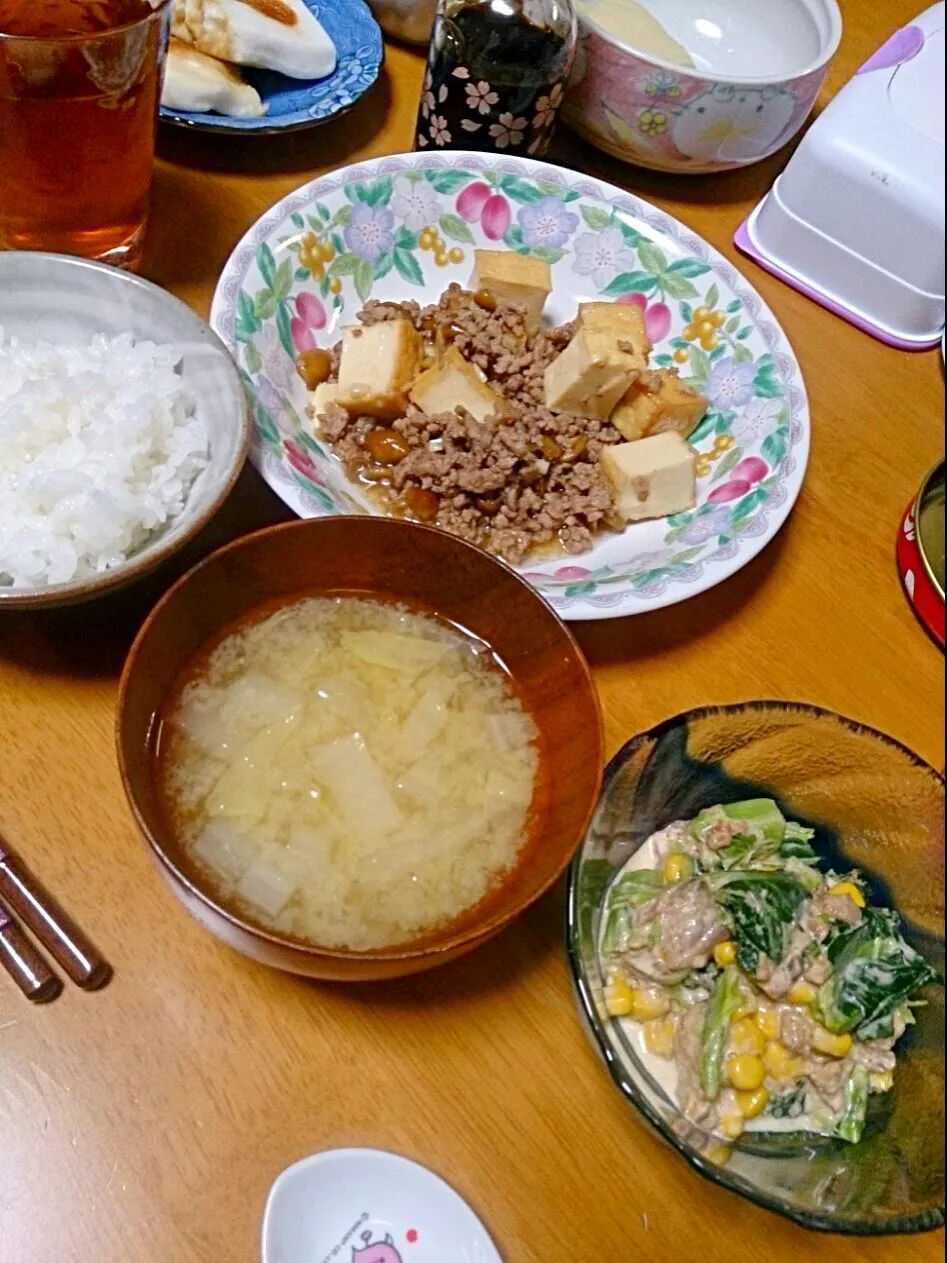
0, 0, 171, 269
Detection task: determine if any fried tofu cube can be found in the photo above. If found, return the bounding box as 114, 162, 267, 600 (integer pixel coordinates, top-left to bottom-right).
469, 250, 552, 333
409, 346, 505, 423
611, 369, 708, 442
544, 328, 641, 421
336, 320, 421, 419
579, 302, 652, 362
600, 431, 696, 522
310, 381, 342, 423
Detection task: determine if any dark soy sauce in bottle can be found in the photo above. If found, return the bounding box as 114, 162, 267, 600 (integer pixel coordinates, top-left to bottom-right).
415, 0, 576, 157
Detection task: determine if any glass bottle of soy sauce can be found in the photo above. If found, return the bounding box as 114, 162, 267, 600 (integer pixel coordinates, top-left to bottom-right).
415, 0, 576, 157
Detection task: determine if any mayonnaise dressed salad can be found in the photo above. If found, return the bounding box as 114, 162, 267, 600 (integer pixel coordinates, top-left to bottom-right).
599, 799, 942, 1144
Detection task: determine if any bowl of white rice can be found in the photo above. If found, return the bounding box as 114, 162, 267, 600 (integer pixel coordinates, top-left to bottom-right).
0, 253, 251, 609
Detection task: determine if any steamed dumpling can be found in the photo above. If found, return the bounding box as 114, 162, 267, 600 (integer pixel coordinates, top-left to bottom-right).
162, 38, 267, 117
172, 0, 337, 81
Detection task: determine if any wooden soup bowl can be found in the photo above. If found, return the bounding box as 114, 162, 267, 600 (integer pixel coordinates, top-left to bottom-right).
117, 517, 604, 981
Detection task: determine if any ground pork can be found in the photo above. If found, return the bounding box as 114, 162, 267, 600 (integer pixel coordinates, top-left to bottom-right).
311, 288, 625, 565
653, 879, 729, 974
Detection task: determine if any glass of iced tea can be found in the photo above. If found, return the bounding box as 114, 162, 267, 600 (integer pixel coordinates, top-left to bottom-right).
0, 0, 171, 268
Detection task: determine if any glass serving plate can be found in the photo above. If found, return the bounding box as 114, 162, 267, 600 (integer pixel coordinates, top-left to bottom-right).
566, 701, 945, 1234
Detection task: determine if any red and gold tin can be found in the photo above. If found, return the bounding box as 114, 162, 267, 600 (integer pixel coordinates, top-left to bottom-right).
897, 460, 945, 647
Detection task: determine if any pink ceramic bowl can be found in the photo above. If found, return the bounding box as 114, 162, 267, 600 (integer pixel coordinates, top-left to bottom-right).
563, 0, 842, 173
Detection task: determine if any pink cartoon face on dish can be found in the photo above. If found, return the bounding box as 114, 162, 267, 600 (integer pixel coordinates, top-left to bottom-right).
352, 1231, 403, 1263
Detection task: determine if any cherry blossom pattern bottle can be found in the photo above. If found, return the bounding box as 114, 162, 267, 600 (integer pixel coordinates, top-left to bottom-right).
415, 0, 576, 156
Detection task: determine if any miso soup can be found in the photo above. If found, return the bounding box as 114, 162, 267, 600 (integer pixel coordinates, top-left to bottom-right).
157, 596, 540, 950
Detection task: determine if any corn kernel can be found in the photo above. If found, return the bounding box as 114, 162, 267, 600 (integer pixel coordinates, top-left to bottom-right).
812, 1027, 853, 1058
755, 1007, 782, 1041
604, 975, 633, 1017
721, 1114, 745, 1140
713, 940, 737, 968
663, 852, 694, 884
788, 979, 817, 1005
829, 881, 866, 908
736, 1087, 770, 1119
726, 1054, 765, 1091
644, 1017, 676, 1059
630, 987, 671, 1022
764, 1041, 806, 1082
706, 1142, 733, 1166
730, 1016, 766, 1056
870, 1070, 894, 1093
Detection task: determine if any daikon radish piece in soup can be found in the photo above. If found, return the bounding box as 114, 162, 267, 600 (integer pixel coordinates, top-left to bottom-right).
158, 596, 540, 950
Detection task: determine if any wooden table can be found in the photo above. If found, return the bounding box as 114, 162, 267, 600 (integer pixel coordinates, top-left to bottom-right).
1, 3, 943, 1260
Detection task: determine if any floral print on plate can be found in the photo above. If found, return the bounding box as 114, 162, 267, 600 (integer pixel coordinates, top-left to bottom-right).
211, 152, 809, 621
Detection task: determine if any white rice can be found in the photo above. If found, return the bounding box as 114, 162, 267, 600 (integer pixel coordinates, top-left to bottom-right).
0, 328, 209, 589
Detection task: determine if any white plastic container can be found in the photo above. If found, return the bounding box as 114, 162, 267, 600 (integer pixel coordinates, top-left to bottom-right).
736, 2, 945, 348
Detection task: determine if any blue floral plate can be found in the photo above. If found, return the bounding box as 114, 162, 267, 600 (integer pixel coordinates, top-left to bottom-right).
160, 0, 383, 135
210, 151, 811, 619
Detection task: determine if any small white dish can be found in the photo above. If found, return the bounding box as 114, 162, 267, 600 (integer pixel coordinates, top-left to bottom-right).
261, 1149, 502, 1263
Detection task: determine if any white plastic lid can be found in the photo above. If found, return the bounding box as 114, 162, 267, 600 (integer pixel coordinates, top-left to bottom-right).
774, 2, 945, 296
745, 3, 945, 345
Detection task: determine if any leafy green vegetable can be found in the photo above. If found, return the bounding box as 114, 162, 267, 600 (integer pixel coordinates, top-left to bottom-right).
817, 908, 942, 1039
836, 1066, 870, 1144
769, 1083, 807, 1119
601, 911, 629, 955
691, 798, 787, 847
600, 869, 664, 954
608, 869, 665, 908
717, 833, 776, 870
779, 822, 818, 862
699, 967, 744, 1098
783, 857, 824, 892
711, 871, 809, 974
689, 804, 729, 845
712, 819, 818, 876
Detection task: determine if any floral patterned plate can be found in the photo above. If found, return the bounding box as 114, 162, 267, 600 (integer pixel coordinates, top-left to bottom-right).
160, 0, 382, 135
211, 151, 809, 620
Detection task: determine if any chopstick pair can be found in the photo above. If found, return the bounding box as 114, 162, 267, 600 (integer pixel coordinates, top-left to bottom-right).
0, 838, 111, 1004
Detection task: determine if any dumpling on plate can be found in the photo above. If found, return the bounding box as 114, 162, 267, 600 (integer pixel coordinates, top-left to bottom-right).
162, 38, 268, 118
172, 0, 338, 81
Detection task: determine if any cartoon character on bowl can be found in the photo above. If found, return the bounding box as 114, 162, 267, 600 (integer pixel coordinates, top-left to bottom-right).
671, 84, 798, 164
561, 18, 835, 174
351, 1231, 403, 1263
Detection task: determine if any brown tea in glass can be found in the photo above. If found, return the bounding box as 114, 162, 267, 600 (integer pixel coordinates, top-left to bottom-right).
0, 0, 170, 268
